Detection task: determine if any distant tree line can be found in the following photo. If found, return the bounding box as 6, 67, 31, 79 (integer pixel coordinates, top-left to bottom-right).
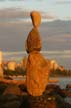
50, 68, 71, 77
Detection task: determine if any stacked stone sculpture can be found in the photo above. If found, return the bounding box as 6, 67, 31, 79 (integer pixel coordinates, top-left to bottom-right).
25, 11, 50, 96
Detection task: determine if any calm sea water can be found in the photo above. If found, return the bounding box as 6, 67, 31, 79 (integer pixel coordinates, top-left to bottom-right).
3, 51, 71, 69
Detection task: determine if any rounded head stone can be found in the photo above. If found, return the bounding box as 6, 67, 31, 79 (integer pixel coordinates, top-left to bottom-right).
30, 11, 41, 27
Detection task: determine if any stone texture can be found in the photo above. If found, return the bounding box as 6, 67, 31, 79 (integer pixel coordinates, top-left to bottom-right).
3, 85, 22, 96
26, 51, 50, 96
25, 28, 42, 53
30, 11, 41, 27
0, 94, 21, 108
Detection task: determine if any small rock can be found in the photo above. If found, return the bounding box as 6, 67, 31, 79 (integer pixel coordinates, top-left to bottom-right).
30, 11, 41, 27
0, 94, 21, 108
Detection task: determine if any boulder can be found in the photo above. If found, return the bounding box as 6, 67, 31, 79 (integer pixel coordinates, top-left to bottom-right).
0, 66, 4, 78
26, 51, 50, 96
0, 94, 21, 108
7, 61, 16, 71
30, 11, 41, 27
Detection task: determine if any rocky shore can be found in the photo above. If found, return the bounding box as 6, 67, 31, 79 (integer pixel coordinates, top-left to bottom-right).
0, 80, 71, 108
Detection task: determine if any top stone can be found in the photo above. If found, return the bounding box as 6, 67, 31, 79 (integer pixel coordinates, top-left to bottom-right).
30, 11, 41, 27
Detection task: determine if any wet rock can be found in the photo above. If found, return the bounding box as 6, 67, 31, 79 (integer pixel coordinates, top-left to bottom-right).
0, 94, 22, 108
3, 85, 22, 96
25, 28, 42, 53
30, 11, 41, 27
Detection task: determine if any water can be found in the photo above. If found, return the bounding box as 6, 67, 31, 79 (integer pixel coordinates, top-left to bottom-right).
50, 77, 71, 89
50, 77, 71, 104
3, 51, 71, 69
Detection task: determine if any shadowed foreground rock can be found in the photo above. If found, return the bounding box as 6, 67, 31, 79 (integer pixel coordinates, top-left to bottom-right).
3, 85, 23, 96
0, 94, 22, 108
0, 83, 71, 108
28, 85, 71, 108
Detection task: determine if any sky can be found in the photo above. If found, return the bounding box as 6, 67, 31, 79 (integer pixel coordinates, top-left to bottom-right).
0, 0, 71, 20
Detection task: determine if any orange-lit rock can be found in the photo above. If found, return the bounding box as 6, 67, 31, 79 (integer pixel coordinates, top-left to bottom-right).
0, 65, 3, 78
30, 11, 41, 27
25, 28, 42, 53
50, 60, 59, 70
0, 51, 2, 65
7, 61, 16, 71
26, 51, 50, 96
20, 57, 28, 70
3, 85, 22, 96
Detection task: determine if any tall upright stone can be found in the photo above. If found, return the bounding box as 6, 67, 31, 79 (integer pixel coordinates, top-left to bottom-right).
0, 51, 3, 78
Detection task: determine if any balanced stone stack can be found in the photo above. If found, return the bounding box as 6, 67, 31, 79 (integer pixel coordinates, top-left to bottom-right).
25, 11, 50, 96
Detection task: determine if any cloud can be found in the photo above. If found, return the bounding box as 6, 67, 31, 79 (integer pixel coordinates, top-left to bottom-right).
56, 0, 71, 4
41, 12, 57, 20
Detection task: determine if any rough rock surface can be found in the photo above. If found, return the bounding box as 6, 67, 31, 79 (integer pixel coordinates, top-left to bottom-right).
26, 51, 50, 96
3, 85, 22, 96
